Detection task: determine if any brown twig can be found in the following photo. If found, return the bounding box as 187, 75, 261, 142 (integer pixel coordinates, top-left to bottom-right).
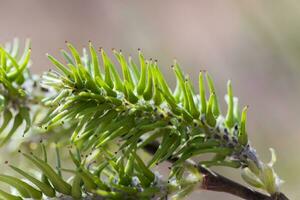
143, 142, 289, 200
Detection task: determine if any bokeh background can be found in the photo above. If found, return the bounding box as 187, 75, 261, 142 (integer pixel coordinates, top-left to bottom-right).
0, 0, 299, 199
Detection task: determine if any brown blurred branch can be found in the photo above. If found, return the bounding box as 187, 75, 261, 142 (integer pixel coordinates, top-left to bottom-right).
143, 142, 289, 200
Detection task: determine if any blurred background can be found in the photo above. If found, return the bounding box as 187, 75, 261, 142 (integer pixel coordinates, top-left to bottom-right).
0, 0, 299, 199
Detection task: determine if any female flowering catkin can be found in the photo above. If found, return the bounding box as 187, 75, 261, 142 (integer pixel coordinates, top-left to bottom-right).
41, 42, 282, 195
0, 39, 284, 199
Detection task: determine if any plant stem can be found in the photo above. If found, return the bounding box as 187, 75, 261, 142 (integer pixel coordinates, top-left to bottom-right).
143, 142, 289, 200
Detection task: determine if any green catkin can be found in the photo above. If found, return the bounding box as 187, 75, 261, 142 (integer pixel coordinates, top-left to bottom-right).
0, 41, 278, 198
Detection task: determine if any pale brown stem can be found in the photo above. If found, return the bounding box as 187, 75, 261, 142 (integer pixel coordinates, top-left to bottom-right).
143, 142, 289, 200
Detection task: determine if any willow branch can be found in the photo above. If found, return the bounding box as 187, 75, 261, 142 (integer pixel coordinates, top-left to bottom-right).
143, 142, 289, 200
